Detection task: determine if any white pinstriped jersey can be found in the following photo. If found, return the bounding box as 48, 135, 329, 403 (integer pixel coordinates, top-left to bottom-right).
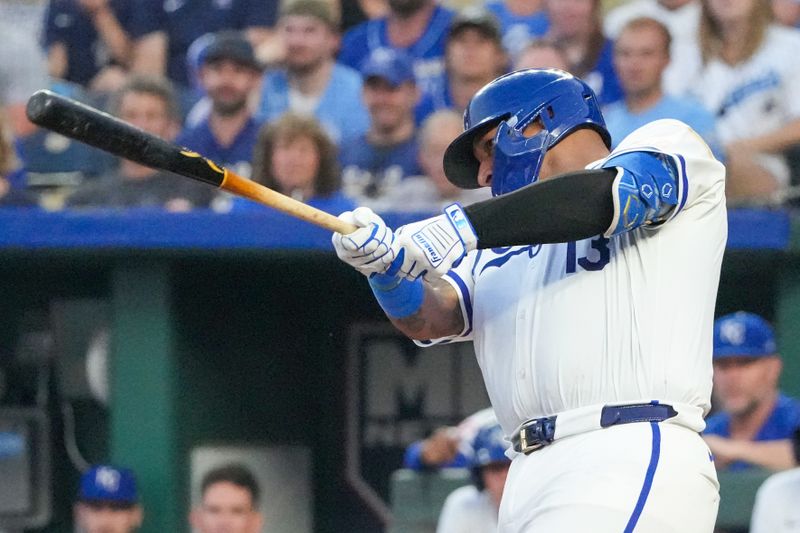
418, 120, 727, 438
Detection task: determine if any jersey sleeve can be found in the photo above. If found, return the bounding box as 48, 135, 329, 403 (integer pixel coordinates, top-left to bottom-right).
611, 119, 726, 223
412, 250, 478, 347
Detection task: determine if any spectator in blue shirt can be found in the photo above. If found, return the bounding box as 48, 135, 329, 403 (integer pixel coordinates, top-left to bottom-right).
544, 0, 623, 106
256, 0, 369, 145
704, 312, 800, 472
486, 0, 550, 60
340, 48, 423, 209
415, 7, 508, 124
176, 32, 262, 188
129, 0, 277, 114
43, 0, 134, 92
231, 112, 353, 215
338, 0, 455, 105
603, 17, 720, 157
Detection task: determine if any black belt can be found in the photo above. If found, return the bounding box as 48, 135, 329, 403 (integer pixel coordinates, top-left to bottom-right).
512, 403, 678, 454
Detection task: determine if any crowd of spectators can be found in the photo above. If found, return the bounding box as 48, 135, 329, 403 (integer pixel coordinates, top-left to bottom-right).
0, 0, 798, 215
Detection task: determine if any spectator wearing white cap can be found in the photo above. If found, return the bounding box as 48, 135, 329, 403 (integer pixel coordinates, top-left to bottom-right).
749, 428, 800, 533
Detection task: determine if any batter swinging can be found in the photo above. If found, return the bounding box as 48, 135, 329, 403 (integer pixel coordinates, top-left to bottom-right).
333, 68, 725, 532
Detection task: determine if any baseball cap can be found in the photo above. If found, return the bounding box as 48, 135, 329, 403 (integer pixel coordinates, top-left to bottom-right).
713, 312, 777, 359
199, 31, 262, 71
79, 465, 138, 506
448, 7, 502, 44
360, 48, 416, 87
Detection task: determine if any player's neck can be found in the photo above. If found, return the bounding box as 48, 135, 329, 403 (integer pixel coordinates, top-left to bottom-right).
368, 118, 415, 147
387, 2, 435, 48
289, 59, 333, 97
209, 109, 251, 148
625, 87, 663, 114
449, 75, 495, 112
729, 391, 779, 439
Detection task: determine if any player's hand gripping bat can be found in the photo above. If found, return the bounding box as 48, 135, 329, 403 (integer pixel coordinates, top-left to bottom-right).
25, 90, 357, 234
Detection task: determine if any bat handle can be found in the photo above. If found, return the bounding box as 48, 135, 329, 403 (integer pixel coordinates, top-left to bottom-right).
221, 171, 358, 234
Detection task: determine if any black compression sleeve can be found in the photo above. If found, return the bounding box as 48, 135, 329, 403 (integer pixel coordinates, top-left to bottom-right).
462, 168, 617, 249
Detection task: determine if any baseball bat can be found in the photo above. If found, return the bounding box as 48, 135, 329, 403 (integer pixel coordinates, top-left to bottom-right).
25, 89, 357, 234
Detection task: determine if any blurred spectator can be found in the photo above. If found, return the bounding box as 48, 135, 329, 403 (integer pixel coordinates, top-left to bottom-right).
129, 0, 278, 114
370, 110, 490, 212
486, 0, 550, 60
604, 17, 719, 154
74, 464, 143, 533
256, 0, 369, 145
0, 110, 38, 208
341, 0, 390, 30
690, 0, 800, 204
513, 38, 570, 71
415, 7, 508, 123
749, 428, 800, 533
340, 48, 422, 208
435, 422, 510, 533
403, 407, 495, 471
176, 31, 262, 182
604, 0, 701, 95
190, 463, 263, 533
231, 112, 354, 214
338, 0, 455, 104
703, 312, 800, 472
43, 0, 134, 93
66, 76, 214, 210
0, 19, 49, 139
772, 0, 800, 27
544, 0, 623, 106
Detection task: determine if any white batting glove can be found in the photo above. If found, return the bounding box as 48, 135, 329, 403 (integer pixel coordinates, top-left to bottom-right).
332, 207, 400, 276
395, 203, 478, 280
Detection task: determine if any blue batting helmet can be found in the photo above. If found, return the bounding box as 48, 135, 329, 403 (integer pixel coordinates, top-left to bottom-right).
443, 68, 611, 196
470, 422, 510, 490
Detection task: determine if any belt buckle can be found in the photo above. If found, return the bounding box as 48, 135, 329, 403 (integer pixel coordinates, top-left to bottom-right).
518, 418, 550, 454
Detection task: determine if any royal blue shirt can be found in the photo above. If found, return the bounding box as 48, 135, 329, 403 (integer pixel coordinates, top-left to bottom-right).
584, 38, 623, 107
256, 64, 369, 145
338, 5, 455, 101
130, 0, 277, 87
176, 116, 261, 179
485, 1, 549, 58
704, 393, 800, 471
44, 0, 135, 86
414, 75, 453, 125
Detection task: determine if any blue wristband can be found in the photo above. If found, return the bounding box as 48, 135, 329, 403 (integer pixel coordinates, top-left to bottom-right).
369, 272, 424, 319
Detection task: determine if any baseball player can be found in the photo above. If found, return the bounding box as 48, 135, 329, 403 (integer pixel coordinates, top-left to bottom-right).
333, 68, 726, 532
436, 421, 511, 533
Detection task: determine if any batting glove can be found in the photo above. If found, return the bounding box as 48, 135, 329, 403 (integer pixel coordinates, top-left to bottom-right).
332, 207, 400, 276
395, 203, 478, 280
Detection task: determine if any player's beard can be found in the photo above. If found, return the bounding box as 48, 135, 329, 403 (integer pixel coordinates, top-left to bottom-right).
286, 54, 326, 77
212, 95, 248, 116
388, 0, 428, 17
